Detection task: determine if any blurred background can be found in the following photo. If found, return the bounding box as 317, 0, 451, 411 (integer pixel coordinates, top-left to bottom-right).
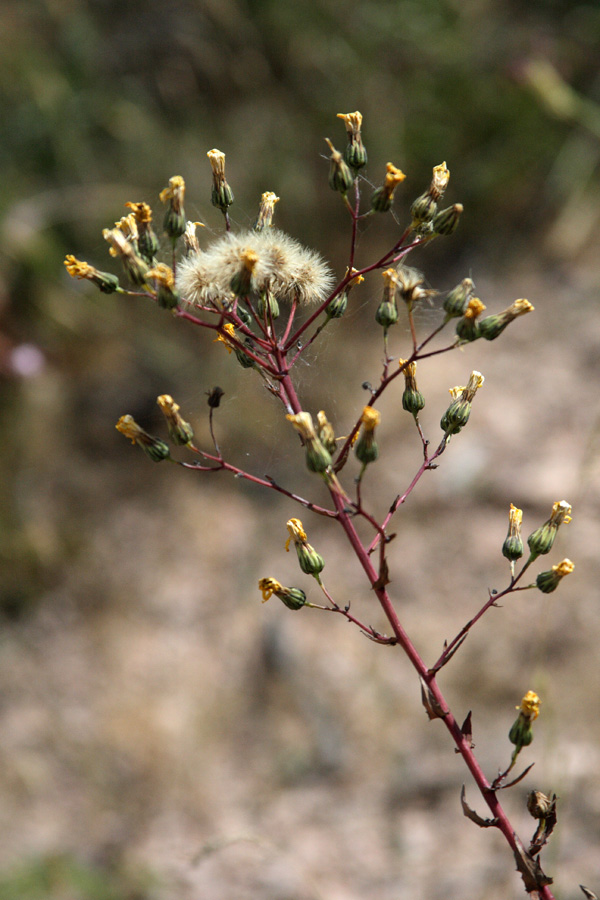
2, 0, 600, 898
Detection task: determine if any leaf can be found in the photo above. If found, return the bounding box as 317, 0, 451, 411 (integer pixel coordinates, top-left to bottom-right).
513, 834, 553, 892
460, 785, 498, 828
420, 677, 447, 720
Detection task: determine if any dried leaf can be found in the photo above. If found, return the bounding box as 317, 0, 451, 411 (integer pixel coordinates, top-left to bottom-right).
529, 793, 558, 856
580, 886, 598, 900
513, 834, 553, 891
420, 677, 447, 720
460, 785, 498, 828
372, 558, 390, 591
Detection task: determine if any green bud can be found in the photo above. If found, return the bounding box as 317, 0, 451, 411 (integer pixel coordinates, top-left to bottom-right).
305, 437, 333, 474
455, 316, 481, 342
432, 203, 463, 236
375, 299, 398, 329
411, 192, 437, 226
257, 290, 280, 320
509, 713, 534, 748
345, 139, 367, 172
526, 501, 572, 561
212, 181, 234, 212
441, 399, 471, 435
138, 227, 160, 264
326, 291, 348, 319
354, 431, 379, 465
402, 387, 425, 415
163, 207, 186, 241
502, 535, 524, 563
536, 559, 574, 593
234, 338, 256, 369
296, 542, 325, 576
443, 278, 474, 318
235, 304, 253, 327
371, 185, 392, 213
325, 138, 354, 194
277, 586, 307, 610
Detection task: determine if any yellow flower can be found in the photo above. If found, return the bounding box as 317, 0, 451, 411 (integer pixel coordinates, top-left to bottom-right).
258, 577, 283, 602
159, 175, 186, 211
285, 518, 308, 549
360, 406, 381, 431
518, 691, 541, 721
463, 297, 486, 320
384, 162, 407, 189
214, 322, 237, 353
430, 161, 450, 198
336, 110, 363, 135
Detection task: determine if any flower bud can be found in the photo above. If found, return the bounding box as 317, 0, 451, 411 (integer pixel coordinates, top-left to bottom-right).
429, 161, 450, 202
478, 299, 535, 341
115, 414, 171, 462
325, 138, 355, 195
326, 291, 348, 319
355, 406, 380, 465
527, 791, 555, 820
443, 278, 475, 318
536, 558, 575, 593
399, 359, 425, 416
287, 411, 332, 473
64, 255, 120, 294
159, 176, 186, 240
410, 192, 437, 227
285, 518, 325, 577
125, 202, 160, 263
376, 269, 399, 328
207, 386, 225, 408
371, 163, 406, 212
316, 410, 337, 455
146, 263, 179, 310
259, 577, 307, 610
234, 338, 257, 369
509, 691, 540, 750
207, 149, 234, 211
257, 290, 280, 320
157, 394, 194, 445
102, 228, 150, 286
527, 500, 572, 560
230, 249, 259, 297
337, 111, 368, 172
502, 503, 524, 562
441, 371, 484, 435
432, 203, 463, 236
253, 191, 280, 231
456, 297, 486, 342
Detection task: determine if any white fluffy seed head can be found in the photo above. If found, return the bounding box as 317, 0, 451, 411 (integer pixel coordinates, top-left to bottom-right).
176, 229, 334, 308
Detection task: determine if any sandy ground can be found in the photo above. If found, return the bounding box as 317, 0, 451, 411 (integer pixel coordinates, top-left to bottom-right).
3, 252, 600, 899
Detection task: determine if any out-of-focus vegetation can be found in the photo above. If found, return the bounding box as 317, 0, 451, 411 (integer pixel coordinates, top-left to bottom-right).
2, 2, 600, 896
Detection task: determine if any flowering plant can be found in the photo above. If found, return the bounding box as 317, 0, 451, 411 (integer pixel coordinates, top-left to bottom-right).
65, 111, 577, 898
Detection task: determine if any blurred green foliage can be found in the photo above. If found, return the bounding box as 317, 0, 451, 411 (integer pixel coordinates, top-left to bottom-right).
0, 853, 154, 900
1, 0, 599, 638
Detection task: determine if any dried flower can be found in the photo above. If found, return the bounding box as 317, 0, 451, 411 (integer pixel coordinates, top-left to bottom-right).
64, 255, 120, 294
287, 411, 332, 473
254, 191, 280, 231
124, 201, 159, 262
355, 406, 381, 465
536, 558, 575, 593
176, 229, 334, 308
325, 138, 355, 194
371, 163, 406, 212
399, 359, 425, 416
509, 690, 541, 749
115, 414, 170, 462
527, 500, 572, 561
159, 175, 186, 239
258, 577, 307, 610
102, 228, 149, 286
478, 299, 535, 341
207, 149, 234, 211
285, 518, 325, 576
502, 503, 524, 563
146, 263, 179, 309
337, 110, 367, 171
157, 394, 194, 445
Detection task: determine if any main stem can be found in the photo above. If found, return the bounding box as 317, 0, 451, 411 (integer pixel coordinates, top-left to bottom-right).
330, 489, 555, 900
